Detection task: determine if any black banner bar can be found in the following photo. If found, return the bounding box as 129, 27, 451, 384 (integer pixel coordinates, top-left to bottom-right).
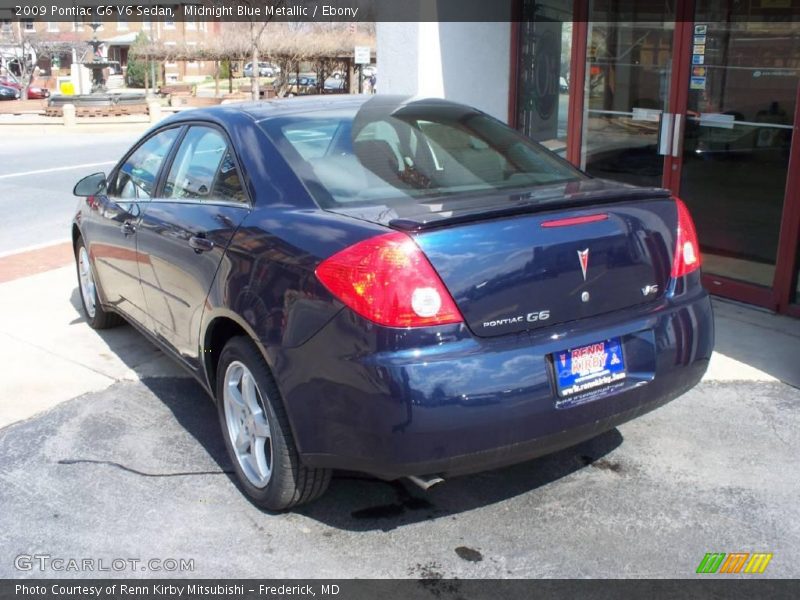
0, 0, 799, 23
2, 580, 800, 600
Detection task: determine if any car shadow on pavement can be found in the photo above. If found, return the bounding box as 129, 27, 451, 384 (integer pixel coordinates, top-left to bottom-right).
68, 287, 625, 532
297, 429, 624, 532
147, 369, 625, 531
131, 374, 623, 532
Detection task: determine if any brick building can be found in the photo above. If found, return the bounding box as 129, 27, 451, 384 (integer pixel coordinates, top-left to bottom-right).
0, 14, 220, 87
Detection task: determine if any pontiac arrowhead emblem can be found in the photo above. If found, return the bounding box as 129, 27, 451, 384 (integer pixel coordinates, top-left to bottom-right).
577, 248, 589, 281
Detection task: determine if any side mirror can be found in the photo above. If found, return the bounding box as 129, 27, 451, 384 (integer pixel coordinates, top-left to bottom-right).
73, 172, 107, 197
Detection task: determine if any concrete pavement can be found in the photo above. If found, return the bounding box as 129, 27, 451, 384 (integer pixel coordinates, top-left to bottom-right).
0, 255, 183, 428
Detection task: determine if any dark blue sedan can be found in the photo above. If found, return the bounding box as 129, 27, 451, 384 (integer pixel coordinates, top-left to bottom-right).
71, 96, 714, 510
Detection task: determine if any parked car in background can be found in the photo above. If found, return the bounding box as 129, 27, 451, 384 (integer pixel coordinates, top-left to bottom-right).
70, 95, 713, 511
276, 75, 318, 96
0, 84, 20, 100
244, 62, 276, 78
322, 76, 347, 94
0, 76, 49, 99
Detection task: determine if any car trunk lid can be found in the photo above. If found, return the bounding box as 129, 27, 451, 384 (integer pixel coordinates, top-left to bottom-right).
328, 180, 677, 337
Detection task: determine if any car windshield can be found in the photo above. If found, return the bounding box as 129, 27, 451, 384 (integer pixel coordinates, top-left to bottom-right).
259, 97, 585, 209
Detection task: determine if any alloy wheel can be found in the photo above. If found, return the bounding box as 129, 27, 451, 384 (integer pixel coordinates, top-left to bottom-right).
223, 361, 273, 488
78, 246, 96, 319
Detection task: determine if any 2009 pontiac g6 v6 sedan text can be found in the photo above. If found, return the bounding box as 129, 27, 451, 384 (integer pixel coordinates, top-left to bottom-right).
71, 95, 714, 510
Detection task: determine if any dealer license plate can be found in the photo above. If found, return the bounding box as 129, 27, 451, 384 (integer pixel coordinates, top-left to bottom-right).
553, 338, 626, 397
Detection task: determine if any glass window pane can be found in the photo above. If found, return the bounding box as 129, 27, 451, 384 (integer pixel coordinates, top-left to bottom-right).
113, 128, 179, 199
213, 152, 247, 204
516, 0, 573, 154
165, 127, 227, 200
582, 15, 676, 187
263, 103, 584, 208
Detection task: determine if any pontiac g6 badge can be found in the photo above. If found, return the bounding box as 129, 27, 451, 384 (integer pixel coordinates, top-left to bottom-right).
577, 248, 589, 281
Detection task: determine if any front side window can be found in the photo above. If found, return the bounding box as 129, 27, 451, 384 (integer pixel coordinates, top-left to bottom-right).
112, 128, 180, 199
261, 98, 584, 209
164, 126, 246, 203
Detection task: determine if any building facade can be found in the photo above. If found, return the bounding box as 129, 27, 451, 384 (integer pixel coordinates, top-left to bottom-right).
0, 14, 219, 86
378, 1, 800, 316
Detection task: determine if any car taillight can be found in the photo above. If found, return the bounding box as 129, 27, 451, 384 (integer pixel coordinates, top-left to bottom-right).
315, 231, 463, 327
671, 198, 701, 278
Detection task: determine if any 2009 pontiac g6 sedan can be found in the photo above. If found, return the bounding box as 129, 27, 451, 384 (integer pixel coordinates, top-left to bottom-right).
72, 95, 714, 510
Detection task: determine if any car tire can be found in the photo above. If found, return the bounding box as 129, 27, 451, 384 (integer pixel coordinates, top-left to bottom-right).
217, 336, 331, 510
75, 237, 122, 330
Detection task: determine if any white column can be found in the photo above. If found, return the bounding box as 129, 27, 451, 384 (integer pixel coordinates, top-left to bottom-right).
377, 22, 512, 122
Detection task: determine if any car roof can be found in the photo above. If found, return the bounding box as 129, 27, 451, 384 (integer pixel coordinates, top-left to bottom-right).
162, 94, 393, 123
168, 94, 466, 122
157, 95, 475, 129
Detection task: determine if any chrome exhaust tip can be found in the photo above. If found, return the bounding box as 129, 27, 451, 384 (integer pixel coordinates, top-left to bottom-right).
406, 474, 445, 491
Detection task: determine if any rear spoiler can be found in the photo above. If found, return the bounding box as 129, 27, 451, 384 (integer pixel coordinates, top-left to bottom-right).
388, 187, 673, 232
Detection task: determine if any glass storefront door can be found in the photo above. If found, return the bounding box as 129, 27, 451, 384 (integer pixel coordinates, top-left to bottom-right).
677, 16, 800, 294
581, 1, 680, 187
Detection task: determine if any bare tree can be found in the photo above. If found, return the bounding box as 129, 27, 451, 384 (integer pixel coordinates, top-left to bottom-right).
131, 20, 375, 100
260, 24, 375, 97
213, 23, 252, 95
230, 0, 286, 100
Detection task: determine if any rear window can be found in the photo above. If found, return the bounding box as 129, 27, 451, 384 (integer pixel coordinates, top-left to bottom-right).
260, 99, 585, 209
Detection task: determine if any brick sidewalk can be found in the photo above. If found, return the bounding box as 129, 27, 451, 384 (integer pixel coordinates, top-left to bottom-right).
0, 241, 73, 283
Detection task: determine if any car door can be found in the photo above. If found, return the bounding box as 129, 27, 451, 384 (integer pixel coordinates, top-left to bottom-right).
136, 124, 250, 371
84, 127, 181, 329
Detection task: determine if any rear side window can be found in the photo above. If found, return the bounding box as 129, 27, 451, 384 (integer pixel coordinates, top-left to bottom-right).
164, 126, 246, 203
283, 120, 341, 160
112, 128, 179, 199
261, 99, 584, 208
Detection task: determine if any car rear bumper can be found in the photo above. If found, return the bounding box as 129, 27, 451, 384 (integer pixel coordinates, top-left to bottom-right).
275, 290, 714, 479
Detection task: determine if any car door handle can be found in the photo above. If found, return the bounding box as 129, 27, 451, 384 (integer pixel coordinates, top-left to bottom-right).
188, 235, 215, 253
121, 220, 136, 236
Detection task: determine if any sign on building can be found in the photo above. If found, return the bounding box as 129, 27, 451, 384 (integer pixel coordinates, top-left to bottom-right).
354, 46, 371, 65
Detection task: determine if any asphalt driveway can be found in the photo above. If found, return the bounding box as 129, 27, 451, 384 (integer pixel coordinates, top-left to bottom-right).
1, 372, 798, 578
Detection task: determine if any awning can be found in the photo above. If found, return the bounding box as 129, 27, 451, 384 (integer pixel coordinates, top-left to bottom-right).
105, 33, 138, 47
